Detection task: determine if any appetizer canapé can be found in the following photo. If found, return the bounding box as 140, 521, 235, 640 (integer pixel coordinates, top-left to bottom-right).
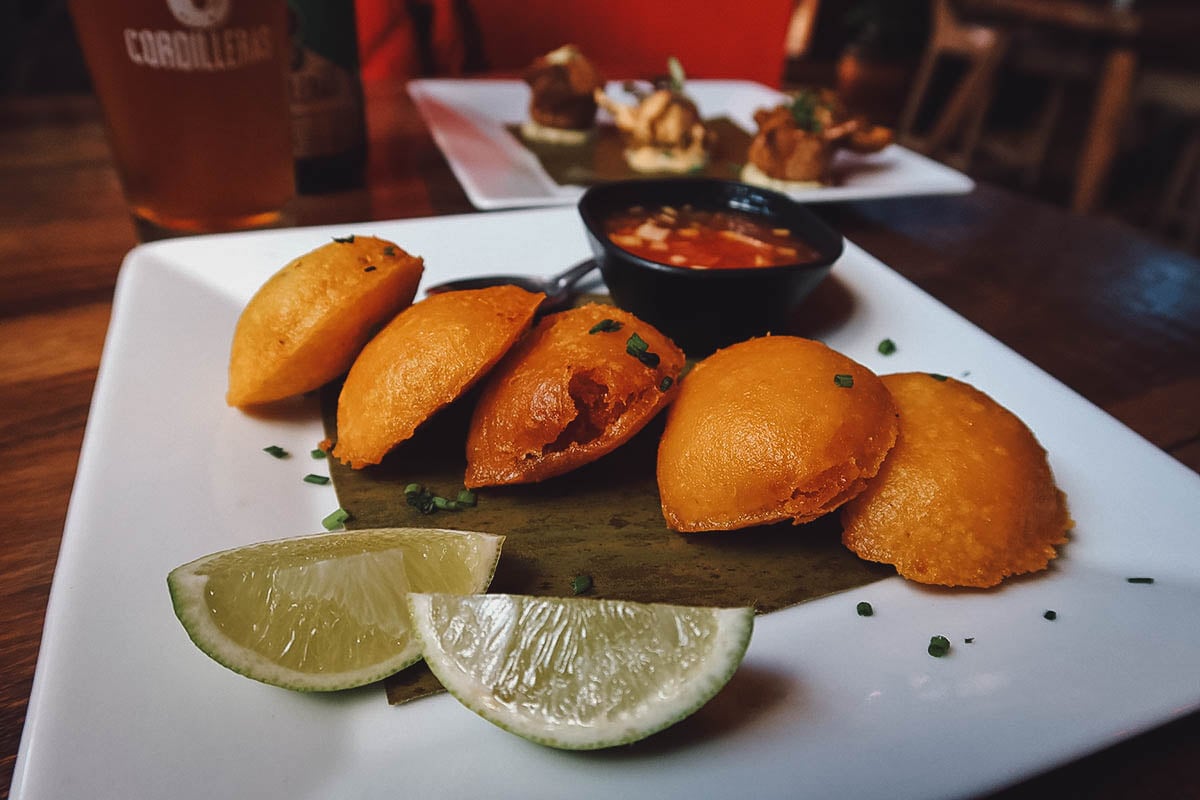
741, 89, 893, 188
522, 44, 606, 145
594, 58, 713, 173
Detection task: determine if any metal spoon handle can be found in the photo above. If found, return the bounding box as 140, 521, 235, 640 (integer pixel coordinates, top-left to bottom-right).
549, 258, 599, 295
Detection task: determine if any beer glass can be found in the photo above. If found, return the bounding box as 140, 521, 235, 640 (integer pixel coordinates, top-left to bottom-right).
69, 0, 295, 236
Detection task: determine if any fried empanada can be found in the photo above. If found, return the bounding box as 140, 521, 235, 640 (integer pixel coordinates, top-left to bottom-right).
840, 373, 1073, 587
227, 236, 423, 407
465, 304, 685, 487
333, 285, 543, 469
657, 336, 899, 532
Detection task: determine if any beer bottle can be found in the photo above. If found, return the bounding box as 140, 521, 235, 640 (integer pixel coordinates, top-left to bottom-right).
287, 0, 367, 193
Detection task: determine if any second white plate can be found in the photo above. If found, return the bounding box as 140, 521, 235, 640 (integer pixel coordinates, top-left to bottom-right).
408, 78, 975, 210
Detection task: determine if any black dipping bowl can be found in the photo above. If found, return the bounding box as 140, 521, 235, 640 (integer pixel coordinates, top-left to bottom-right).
578, 178, 844, 356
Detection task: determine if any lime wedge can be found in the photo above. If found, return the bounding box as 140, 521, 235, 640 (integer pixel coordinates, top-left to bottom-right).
168, 528, 503, 691
408, 593, 754, 749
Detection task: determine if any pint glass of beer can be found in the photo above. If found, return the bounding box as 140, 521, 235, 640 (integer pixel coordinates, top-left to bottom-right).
69, 0, 295, 235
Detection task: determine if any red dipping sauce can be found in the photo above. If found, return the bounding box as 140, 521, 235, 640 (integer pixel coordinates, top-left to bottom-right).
604, 204, 821, 269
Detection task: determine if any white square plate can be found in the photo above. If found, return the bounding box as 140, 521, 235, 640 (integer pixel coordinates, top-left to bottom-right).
408, 79, 975, 210
12, 207, 1199, 800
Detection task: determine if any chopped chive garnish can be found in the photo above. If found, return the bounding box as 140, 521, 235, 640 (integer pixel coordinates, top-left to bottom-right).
1126, 577, 1154, 584
589, 318, 622, 334
404, 482, 471, 514
1043, 610, 1057, 620
659, 375, 674, 392
929, 373, 949, 382
332, 235, 355, 243
877, 338, 897, 355
927, 635, 951, 657
383, 245, 396, 256
625, 332, 660, 367
834, 373, 854, 388
364, 265, 377, 272
855, 601, 873, 617
964, 637, 975, 644
263, 445, 289, 459
310, 448, 327, 459
303, 474, 330, 485
571, 574, 593, 595
322, 507, 350, 530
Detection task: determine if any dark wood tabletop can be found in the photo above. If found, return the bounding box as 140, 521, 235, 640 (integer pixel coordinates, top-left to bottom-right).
1, 79, 1197, 799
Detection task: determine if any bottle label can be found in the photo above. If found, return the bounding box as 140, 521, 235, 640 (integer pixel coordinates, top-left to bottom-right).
287, 0, 365, 160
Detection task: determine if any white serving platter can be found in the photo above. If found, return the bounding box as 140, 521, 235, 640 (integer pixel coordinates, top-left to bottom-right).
408, 78, 975, 210
11, 206, 1199, 800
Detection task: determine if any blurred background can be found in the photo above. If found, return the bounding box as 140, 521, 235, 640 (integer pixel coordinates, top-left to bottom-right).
5, 0, 1200, 253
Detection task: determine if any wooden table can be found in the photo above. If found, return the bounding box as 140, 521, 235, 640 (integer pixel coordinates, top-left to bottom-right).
2, 80, 1198, 799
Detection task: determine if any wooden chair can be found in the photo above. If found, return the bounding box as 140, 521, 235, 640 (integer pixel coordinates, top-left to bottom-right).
1137, 68, 1200, 250
897, 0, 1010, 168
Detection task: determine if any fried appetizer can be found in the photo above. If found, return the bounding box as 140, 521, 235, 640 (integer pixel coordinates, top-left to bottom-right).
657, 336, 899, 532
333, 286, 543, 469
227, 236, 424, 407
742, 89, 893, 188
522, 44, 605, 143
594, 58, 713, 173
465, 304, 685, 487
841, 373, 1073, 588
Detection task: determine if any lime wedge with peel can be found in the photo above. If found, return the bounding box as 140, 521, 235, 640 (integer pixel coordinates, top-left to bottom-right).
168, 528, 503, 691
408, 593, 754, 749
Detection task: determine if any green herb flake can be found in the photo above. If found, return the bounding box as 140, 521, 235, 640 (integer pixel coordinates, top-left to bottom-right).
877, 338, 897, 355
789, 90, 824, 133
364, 265, 377, 272
626, 332, 661, 367
927, 635, 951, 658
1126, 576, 1155, 584
834, 373, 854, 388
659, 375, 674, 392
404, 482, 470, 514
332, 235, 355, 244
383, 245, 396, 257
1043, 610, 1057, 621
321, 507, 350, 530
303, 474, 331, 485
589, 318, 623, 334
310, 448, 328, 459
571, 574, 594, 595
263, 445, 289, 459
964, 637, 975, 644
929, 373, 949, 382
855, 601, 873, 617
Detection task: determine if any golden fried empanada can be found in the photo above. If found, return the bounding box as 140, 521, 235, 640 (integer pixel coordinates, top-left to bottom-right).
333, 286, 543, 469
227, 236, 423, 407
657, 336, 899, 532
840, 372, 1073, 587
465, 304, 685, 487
